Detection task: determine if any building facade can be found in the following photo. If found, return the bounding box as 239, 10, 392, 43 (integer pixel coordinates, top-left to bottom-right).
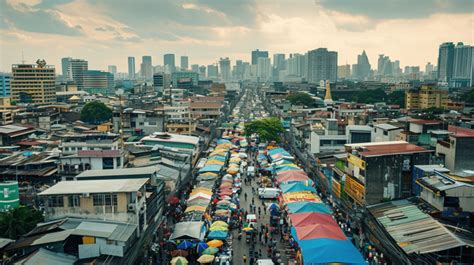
164, 54, 176, 73
82, 70, 114, 95
180, 56, 188, 70
307, 48, 338, 83
11, 63, 56, 104
0, 74, 11, 97
437, 42, 455, 84
128, 56, 136, 79
405, 84, 448, 110
251, 49, 269, 65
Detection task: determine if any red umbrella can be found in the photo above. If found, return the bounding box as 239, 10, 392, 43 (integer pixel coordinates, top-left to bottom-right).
170, 249, 189, 257
168, 196, 180, 204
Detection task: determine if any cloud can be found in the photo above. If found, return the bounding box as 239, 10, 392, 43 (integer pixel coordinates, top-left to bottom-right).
317, 0, 474, 19
1, 1, 84, 36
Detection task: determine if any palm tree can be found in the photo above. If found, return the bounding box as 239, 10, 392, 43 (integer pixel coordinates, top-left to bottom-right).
0, 207, 44, 239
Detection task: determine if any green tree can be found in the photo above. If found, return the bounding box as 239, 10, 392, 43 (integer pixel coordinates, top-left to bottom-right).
351, 88, 387, 103
0, 207, 44, 239
80, 101, 113, 124
387, 90, 406, 108
464, 89, 474, 103
286, 92, 317, 107
244, 117, 284, 142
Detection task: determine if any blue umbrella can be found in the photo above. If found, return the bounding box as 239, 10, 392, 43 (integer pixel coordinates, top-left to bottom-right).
177, 240, 193, 250
196, 242, 209, 253
207, 230, 228, 240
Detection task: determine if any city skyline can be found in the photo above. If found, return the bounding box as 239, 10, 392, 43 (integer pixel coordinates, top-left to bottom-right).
1, 0, 473, 72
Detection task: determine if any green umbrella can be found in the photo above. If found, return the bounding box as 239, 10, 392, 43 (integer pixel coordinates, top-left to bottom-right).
202, 247, 219, 255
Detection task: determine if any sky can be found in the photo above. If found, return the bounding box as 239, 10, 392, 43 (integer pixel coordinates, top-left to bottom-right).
0, 0, 473, 74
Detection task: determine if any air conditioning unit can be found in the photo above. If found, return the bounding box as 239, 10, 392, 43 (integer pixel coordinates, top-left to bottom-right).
128, 203, 136, 212
81, 193, 90, 197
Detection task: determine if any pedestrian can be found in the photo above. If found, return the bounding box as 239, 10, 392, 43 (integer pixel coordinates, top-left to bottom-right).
243, 254, 247, 264
252, 198, 255, 204
264, 233, 268, 244
244, 192, 248, 201
263, 206, 267, 215
258, 207, 261, 216
249, 256, 254, 265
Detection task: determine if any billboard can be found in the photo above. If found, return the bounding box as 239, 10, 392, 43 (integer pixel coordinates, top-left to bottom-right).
0, 181, 20, 212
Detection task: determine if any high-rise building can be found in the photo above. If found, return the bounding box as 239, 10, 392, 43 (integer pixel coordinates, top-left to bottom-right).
234, 60, 243, 80
180, 56, 189, 71
219, 57, 231, 82
63, 59, 88, 90
61, 57, 71, 77
11, 61, 56, 104
0, 74, 11, 97
140, 56, 152, 80
356, 50, 371, 80
242, 62, 251, 80
191, 64, 199, 73
272, 53, 286, 79
198, 66, 206, 79
307, 48, 338, 83
425, 62, 434, 74
287, 54, 305, 77
452, 42, 473, 87
251, 49, 268, 65
128, 56, 136, 79
82, 70, 114, 95
437, 42, 455, 83
256, 57, 271, 81
164, 54, 176, 73
153, 72, 170, 93
108, 65, 117, 78
405, 84, 448, 110
337, 64, 351, 79
377, 54, 392, 76
207, 64, 218, 79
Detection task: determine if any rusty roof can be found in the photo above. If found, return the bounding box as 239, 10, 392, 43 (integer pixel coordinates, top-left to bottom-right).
360, 143, 430, 157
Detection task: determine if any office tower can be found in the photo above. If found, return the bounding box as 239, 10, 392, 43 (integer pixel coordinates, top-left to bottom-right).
0, 74, 11, 97
82, 70, 114, 95
356, 50, 371, 80
242, 62, 251, 80
64, 59, 88, 90
437, 42, 455, 83
61, 57, 71, 77
207, 64, 218, 79
287, 54, 305, 77
273, 53, 286, 79
128, 56, 136, 79
256, 57, 271, 81
108, 65, 117, 77
392, 60, 401, 76
164, 54, 176, 73
153, 72, 165, 93
11, 61, 56, 104
307, 48, 338, 83
199, 65, 206, 79
251, 49, 269, 65
425, 62, 434, 74
452, 42, 474, 87
337, 64, 351, 79
377, 54, 392, 76
191, 64, 199, 73
234, 60, 243, 80
351, 64, 359, 79
219, 57, 231, 82
140, 56, 152, 80
404, 66, 420, 75
180, 56, 189, 70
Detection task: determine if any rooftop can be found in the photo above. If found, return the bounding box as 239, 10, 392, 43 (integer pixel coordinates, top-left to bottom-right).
39, 178, 149, 195
76, 166, 158, 179
374, 123, 401, 131
354, 142, 430, 157
141, 132, 199, 146
409, 119, 441, 125
0, 124, 35, 136
448, 125, 474, 138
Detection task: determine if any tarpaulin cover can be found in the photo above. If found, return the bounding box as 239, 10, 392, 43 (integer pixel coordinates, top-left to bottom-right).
291, 224, 347, 241
287, 202, 332, 215
289, 212, 337, 227
277, 170, 308, 179
275, 166, 303, 173
217, 139, 232, 144
199, 165, 223, 173
276, 173, 310, 184
207, 231, 228, 240
298, 238, 366, 264
281, 182, 316, 194
208, 156, 227, 162
170, 221, 206, 241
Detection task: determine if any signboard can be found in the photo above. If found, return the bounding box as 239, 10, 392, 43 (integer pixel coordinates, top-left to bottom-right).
0, 181, 20, 212
282, 192, 321, 203
347, 153, 366, 170
344, 175, 365, 205
332, 179, 341, 199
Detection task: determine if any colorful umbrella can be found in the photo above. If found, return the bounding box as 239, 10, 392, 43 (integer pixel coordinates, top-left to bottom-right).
207, 231, 227, 240
197, 254, 215, 263
202, 247, 219, 255
177, 240, 193, 250
170, 249, 189, 257
206, 240, 223, 248
211, 221, 228, 227
242, 227, 253, 231
196, 242, 209, 253
170, 256, 188, 265
209, 225, 228, 232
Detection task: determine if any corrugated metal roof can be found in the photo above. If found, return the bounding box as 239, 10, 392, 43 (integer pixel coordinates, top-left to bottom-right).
15, 248, 77, 265
39, 178, 149, 195
368, 200, 465, 254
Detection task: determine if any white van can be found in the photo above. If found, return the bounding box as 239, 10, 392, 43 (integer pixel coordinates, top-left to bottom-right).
258, 188, 280, 199
247, 166, 255, 177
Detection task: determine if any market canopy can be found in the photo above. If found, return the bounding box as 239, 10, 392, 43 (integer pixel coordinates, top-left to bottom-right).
281, 182, 317, 194
185, 205, 207, 213
276, 173, 310, 184
199, 165, 223, 173
188, 193, 212, 201
299, 238, 365, 265
205, 160, 225, 166
207, 230, 228, 240
282, 192, 321, 203
207, 156, 227, 162
287, 202, 332, 215
275, 166, 303, 173
289, 212, 337, 227
170, 221, 207, 241
291, 224, 347, 241
277, 170, 308, 179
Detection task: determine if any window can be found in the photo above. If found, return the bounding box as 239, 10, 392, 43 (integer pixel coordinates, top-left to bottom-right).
68, 195, 81, 207
92, 194, 118, 206
103, 157, 114, 169
49, 196, 64, 207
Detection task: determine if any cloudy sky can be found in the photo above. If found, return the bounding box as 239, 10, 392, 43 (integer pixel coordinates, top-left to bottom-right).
0, 0, 473, 74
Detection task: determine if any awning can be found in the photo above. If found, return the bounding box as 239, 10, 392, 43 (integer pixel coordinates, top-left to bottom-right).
299, 238, 365, 264
287, 202, 332, 214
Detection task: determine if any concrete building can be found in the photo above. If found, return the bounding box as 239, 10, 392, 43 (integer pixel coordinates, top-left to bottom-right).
307, 48, 337, 83
207, 64, 218, 79
112, 109, 164, 136
198, 65, 206, 80
451, 42, 474, 87
59, 134, 121, 156
60, 150, 125, 177
251, 49, 268, 65
108, 65, 117, 77
140, 132, 200, 156
436, 126, 474, 173
164, 54, 175, 73
356, 50, 371, 80
64, 59, 88, 90
256, 57, 271, 82
180, 56, 188, 70
373, 123, 403, 142
405, 84, 448, 110
140, 56, 152, 80
338, 64, 351, 79
437, 42, 455, 84
82, 70, 114, 95
0, 74, 11, 97
219, 57, 231, 82
11, 63, 56, 104
171, 71, 199, 88
153, 72, 170, 94
128, 56, 136, 79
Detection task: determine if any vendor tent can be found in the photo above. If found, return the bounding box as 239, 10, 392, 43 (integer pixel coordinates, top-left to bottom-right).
170, 222, 206, 241
298, 238, 365, 264
286, 202, 332, 215
281, 182, 317, 193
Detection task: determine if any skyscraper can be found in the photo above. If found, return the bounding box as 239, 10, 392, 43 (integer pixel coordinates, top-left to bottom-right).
256, 57, 271, 81
141, 56, 152, 80
191, 64, 199, 73
61, 57, 71, 77
437, 42, 455, 83
425, 62, 434, 74
199, 66, 206, 79
337, 64, 351, 79
234, 60, 243, 80
251, 49, 268, 65
108, 65, 117, 78
11, 61, 56, 104
307, 48, 337, 83
164, 54, 175, 73
180, 56, 189, 70
207, 64, 218, 79
128, 57, 135, 79
356, 50, 371, 80
66, 59, 88, 90
452, 42, 473, 87
272, 53, 286, 79
219, 57, 231, 82
82, 70, 115, 95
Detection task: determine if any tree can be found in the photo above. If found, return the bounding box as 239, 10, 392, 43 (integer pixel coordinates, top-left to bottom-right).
287, 92, 317, 107
80, 101, 113, 124
387, 90, 406, 108
0, 207, 44, 239
244, 117, 284, 142
351, 88, 387, 103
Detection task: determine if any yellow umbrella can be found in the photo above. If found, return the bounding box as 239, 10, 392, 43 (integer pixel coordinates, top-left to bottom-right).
190, 189, 212, 196
209, 226, 228, 232
199, 172, 218, 177
206, 160, 225, 165
185, 205, 207, 213
197, 254, 215, 264
211, 221, 228, 227
171, 256, 189, 265
243, 227, 253, 231
207, 240, 223, 248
